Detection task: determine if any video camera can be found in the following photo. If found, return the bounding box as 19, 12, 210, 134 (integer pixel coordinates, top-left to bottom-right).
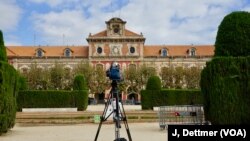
106, 61, 123, 81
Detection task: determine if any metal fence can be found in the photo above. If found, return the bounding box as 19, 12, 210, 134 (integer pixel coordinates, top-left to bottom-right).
158, 105, 204, 130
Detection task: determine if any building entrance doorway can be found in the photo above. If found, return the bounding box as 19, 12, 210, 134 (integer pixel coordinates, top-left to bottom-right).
127, 93, 138, 105
95, 92, 105, 104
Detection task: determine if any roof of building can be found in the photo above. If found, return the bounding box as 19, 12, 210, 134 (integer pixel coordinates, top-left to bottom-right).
90, 29, 141, 37
144, 45, 214, 57
6, 45, 214, 58
7, 46, 89, 57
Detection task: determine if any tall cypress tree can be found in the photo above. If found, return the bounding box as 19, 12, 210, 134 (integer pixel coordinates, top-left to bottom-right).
146, 75, 161, 90
214, 11, 250, 57
201, 11, 250, 125
0, 30, 18, 134
73, 74, 87, 90
0, 30, 7, 62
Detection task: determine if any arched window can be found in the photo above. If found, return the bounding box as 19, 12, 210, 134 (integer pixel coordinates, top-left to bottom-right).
64, 67, 71, 74
128, 64, 136, 70
64, 67, 72, 79
21, 68, 28, 75
96, 64, 104, 70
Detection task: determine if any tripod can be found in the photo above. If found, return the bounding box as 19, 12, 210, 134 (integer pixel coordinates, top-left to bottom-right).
94, 80, 132, 141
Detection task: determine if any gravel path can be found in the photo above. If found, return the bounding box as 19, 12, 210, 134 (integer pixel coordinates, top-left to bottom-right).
1, 105, 167, 140
0, 123, 167, 141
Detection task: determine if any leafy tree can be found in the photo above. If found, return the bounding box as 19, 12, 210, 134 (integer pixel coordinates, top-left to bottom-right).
160, 67, 175, 88
50, 62, 64, 90
138, 64, 156, 90
125, 64, 138, 85
124, 64, 139, 93
23, 62, 73, 90
184, 67, 202, 89
0, 30, 7, 62
93, 66, 108, 94
174, 67, 184, 89
214, 11, 250, 57
63, 67, 73, 90
25, 63, 49, 90
161, 66, 201, 89
74, 61, 94, 91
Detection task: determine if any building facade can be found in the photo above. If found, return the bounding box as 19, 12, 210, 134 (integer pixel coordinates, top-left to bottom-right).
6, 17, 214, 102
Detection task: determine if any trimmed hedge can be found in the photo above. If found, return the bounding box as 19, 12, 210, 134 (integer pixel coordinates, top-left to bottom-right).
73, 74, 87, 90
141, 89, 203, 110
0, 30, 7, 62
146, 75, 161, 90
17, 90, 88, 111
214, 11, 250, 57
0, 62, 19, 135
18, 76, 28, 90
73, 90, 88, 111
200, 57, 250, 124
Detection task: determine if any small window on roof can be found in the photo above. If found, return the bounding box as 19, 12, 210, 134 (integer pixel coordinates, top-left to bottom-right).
65, 48, 71, 57
190, 48, 196, 57
161, 48, 168, 57
37, 49, 43, 57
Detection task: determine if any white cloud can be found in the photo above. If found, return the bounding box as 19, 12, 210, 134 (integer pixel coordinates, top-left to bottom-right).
29, 0, 250, 46
116, 0, 248, 44
32, 9, 102, 45
0, 0, 22, 31
28, 0, 80, 7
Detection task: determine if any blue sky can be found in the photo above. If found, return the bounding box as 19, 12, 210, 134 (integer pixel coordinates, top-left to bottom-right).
0, 0, 249, 46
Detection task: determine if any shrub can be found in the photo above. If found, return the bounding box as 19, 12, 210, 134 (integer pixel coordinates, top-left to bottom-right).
17, 90, 88, 111
19, 76, 28, 90
73, 74, 87, 90
0, 30, 7, 62
214, 11, 250, 57
200, 57, 250, 124
146, 75, 161, 90
0, 31, 19, 135
73, 90, 88, 111
141, 89, 202, 110
201, 11, 250, 125
17, 91, 75, 109
0, 62, 19, 135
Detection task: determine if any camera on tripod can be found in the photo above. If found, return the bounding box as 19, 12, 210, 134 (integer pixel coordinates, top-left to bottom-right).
95, 61, 132, 141
106, 61, 123, 81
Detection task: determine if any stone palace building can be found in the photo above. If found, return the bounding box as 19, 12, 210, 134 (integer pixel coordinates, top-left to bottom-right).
6, 17, 214, 102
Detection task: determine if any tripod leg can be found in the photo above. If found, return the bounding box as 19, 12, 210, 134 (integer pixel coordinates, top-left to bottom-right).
124, 120, 132, 141
120, 102, 132, 141
94, 93, 112, 141
94, 118, 103, 141
114, 91, 121, 140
